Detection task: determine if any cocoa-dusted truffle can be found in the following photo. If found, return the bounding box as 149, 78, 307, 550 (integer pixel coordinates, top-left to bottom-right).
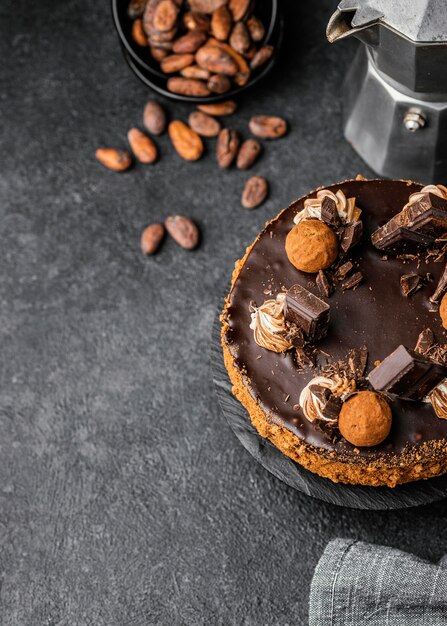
440, 293, 447, 329
285, 220, 338, 273
338, 391, 392, 447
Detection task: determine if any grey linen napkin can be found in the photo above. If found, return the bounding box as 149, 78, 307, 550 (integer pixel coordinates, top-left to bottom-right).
309, 539, 447, 625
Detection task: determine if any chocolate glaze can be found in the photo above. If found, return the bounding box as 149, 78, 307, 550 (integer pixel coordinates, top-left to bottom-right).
224, 179, 447, 460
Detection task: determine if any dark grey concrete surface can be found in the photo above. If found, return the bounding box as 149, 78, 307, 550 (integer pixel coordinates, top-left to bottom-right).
1, 1, 446, 624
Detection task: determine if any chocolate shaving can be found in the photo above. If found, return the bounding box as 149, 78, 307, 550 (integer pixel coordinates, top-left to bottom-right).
415, 328, 435, 355
294, 345, 317, 371
316, 270, 333, 298
400, 273, 423, 297
335, 261, 354, 281
342, 271, 363, 291
347, 346, 368, 379
430, 263, 447, 302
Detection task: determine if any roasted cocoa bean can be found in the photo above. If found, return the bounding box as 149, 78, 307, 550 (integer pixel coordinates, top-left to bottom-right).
188, 111, 221, 137
172, 30, 207, 53
180, 65, 211, 79
168, 120, 204, 160
195, 44, 238, 75
150, 46, 168, 61
165, 215, 199, 250
127, 128, 158, 164
250, 45, 274, 69
95, 149, 132, 172
229, 0, 252, 21
211, 5, 232, 41
249, 115, 288, 139
167, 76, 211, 96
246, 15, 265, 42
198, 100, 237, 115
152, 0, 179, 32
132, 19, 148, 46
143, 100, 167, 135
208, 38, 250, 85
207, 73, 231, 93
183, 11, 210, 31
140, 223, 165, 255
161, 53, 195, 73
229, 22, 251, 54
241, 175, 269, 208
189, 0, 227, 14
149, 27, 177, 43
236, 139, 261, 169
127, 0, 146, 19
217, 128, 240, 168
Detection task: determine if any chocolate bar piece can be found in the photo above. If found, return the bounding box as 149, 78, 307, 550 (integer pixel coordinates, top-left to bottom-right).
400, 273, 423, 297
308, 385, 342, 420
335, 261, 354, 281
430, 263, 447, 302
341, 221, 363, 253
342, 271, 363, 291
284, 284, 330, 342
316, 270, 333, 298
368, 345, 447, 401
371, 192, 447, 251
321, 196, 340, 227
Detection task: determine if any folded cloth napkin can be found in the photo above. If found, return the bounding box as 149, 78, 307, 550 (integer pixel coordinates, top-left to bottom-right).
309, 539, 447, 626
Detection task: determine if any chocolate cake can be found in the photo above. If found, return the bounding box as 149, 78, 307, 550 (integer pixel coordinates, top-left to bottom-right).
221, 178, 447, 487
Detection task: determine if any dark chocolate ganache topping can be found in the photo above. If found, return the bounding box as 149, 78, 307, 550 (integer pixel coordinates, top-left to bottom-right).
224, 179, 447, 459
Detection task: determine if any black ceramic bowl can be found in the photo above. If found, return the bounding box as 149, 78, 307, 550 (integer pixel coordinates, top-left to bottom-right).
112, 0, 283, 103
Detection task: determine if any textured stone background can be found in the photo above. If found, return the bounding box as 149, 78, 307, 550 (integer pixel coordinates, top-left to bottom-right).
1, 0, 447, 624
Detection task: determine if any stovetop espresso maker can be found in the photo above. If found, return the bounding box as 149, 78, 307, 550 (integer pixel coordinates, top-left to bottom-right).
327, 0, 447, 183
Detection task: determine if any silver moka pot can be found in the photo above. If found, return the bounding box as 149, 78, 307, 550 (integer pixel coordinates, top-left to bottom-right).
327, 0, 447, 182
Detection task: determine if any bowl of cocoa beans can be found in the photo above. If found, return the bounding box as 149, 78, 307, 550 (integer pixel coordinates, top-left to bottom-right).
112, 0, 282, 102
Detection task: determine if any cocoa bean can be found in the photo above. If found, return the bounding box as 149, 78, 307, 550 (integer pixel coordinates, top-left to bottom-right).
127, 128, 158, 164
165, 215, 200, 250
229, 22, 251, 54
217, 128, 240, 168
229, 0, 252, 21
132, 19, 148, 46
140, 223, 165, 255
189, 0, 227, 14
249, 115, 288, 139
172, 30, 207, 53
95, 149, 132, 172
128, 0, 146, 19
250, 45, 274, 70
143, 100, 167, 135
150, 46, 168, 61
241, 175, 269, 208
161, 53, 195, 73
246, 15, 265, 42
188, 111, 221, 137
211, 5, 232, 41
149, 27, 177, 43
207, 73, 231, 94
167, 76, 211, 96
196, 44, 238, 75
183, 12, 210, 31
168, 120, 204, 160
198, 100, 237, 115
207, 38, 250, 85
236, 139, 261, 169
153, 0, 179, 32
180, 65, 211, 79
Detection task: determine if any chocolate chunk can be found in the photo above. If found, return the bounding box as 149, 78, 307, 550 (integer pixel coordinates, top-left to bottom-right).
321, 196, 340, 227
430, 263, 447, 302
347, 346, 368, 379
308, 385, 342, 420
371, 192, 447, 251
340, 221, 363, 253
316, 270, 333, 298
294, 345, 316, 370
335, 261, 354, 281
341, 271, 363, 291
284, 284, 330, 342
368, 345, 447, 401
400, 273, 423, 297
415, 328, 435, 355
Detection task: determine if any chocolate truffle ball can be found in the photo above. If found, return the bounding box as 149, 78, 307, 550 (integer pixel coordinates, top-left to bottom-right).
440, 293, 447, 330
285, 220, 338, 273
339, 391, 392, 448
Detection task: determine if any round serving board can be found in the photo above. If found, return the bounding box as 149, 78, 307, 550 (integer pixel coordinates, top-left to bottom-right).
212, 307, 447, 510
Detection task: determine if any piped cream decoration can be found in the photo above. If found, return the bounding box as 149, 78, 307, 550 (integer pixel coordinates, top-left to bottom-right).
405, 184, 447, 209
299, 375, 356, 423
249, 293, 292, 353
293, 189, 362, 225
428, 379, 447, 420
